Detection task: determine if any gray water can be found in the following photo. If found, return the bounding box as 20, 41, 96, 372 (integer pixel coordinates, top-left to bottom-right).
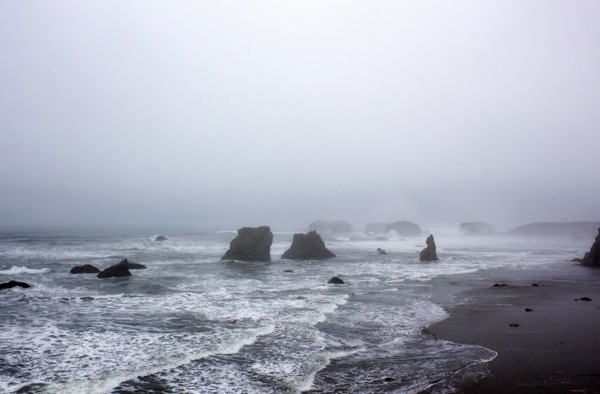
0, 227, 588, 393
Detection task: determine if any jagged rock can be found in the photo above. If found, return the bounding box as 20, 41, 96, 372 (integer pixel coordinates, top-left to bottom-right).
385, 221, 422, 236
493, 283, 509, 287
97, 259, 132, 278
308, 220, 353, 233
221, 226, 273, 262
419, 234, 438, 261
377, 248, 387, 255
327, 276, 345, 284
459, 222, 497, 235
282, 231, 336, 260
155, 235, 168, 241
0, 280, 31, 290
70, 264, 101, 274
581, 228, 600, 267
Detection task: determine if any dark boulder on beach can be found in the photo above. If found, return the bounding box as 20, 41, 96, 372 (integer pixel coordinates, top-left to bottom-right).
327, 276, 345, 284
581, 228, 600, 267
97, 259, 132, 278
0, 280, 31, 290
419, 234, 438, 261
221, 226, 273, 262
70, 264, 101, 274
282, 231, 336, 260
155, 235, 168, 241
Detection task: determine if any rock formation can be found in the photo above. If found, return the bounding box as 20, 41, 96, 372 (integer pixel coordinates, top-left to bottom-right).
308, 220, 353, 233
155, 235, 168, 241
97, 259, 133, 278
0, 280, 31, 290
385, 221, 422, 236
70, 264, 101, 274
221, 226, 273, 262
459, 222, 497, 235
327, 276, 345, 284
419, 234, 438, 261
281, 231, 336, 260
581, 228, 600, 267
124, 259, 146, 269
506, 222, 600, 239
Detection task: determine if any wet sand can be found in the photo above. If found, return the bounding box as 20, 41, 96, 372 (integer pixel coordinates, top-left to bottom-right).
426, 262, 600, 393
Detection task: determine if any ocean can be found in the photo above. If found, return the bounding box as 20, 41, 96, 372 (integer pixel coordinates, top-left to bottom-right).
0, 226, 589, 393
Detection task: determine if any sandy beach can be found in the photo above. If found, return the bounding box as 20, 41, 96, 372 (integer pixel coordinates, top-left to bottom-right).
425, 261, 600, 393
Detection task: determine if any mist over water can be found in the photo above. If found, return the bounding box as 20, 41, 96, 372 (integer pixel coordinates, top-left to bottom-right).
1, 1, 600, 230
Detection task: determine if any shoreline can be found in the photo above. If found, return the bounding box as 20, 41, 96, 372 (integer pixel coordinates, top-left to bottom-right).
424, 261, 600, 393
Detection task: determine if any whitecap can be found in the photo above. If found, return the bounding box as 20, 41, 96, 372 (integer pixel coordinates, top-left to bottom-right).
0, 265, 50, 275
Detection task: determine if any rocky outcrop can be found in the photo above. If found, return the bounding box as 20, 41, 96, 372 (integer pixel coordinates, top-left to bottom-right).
308, 220, 353, 233
327, 276, 345, 284
97, 259, 132, 278
459, 222, 497, 235
0, 280, 31, 290
282, 231, 336, 260
507, 222, 600, 239
155, 235, 168, 241
419, 234, 438, 261
581, 228, 600, 267
124, 259, 146, 269
385, 221, 422, 236
221, 226, 273, 262
70, 264, 101, 274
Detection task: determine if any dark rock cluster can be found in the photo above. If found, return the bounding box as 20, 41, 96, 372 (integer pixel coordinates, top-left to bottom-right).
96, 258, 146, 279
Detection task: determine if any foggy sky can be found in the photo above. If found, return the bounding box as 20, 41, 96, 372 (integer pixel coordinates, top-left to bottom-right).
1, 1, 599, 231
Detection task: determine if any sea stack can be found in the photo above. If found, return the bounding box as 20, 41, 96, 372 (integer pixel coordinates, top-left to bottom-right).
581, 228, 600, 267
281, 231, 336, 260
419, 234, 438, 261
221, 226, 273, 262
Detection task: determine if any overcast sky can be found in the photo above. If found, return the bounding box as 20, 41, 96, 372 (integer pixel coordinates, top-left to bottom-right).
1, 1, 599, 231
